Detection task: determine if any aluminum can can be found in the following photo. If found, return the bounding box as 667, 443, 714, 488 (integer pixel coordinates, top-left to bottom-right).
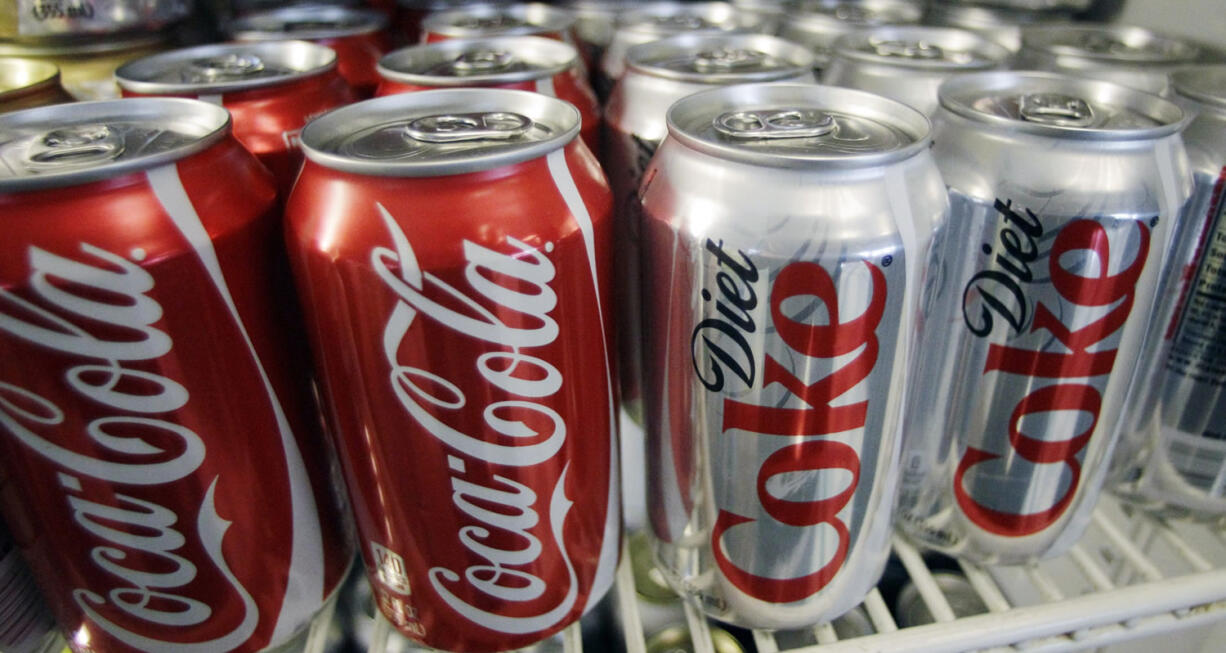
604, 31, 816, 434
823, 25, 1010, 117
0, 0, 189, 41
1111, 65, 1226, 519
421, 3, 577, 44
115, 40, 357, 193
0, 33, 166, 100
393, 0, 512, 46
562, 0, 641, 63
896, 72, 1191, 565
1015, 25, 1202, 97
0, 522, 62, 653
285, 88, 620, 652
779, 0, 923, 70
228, 5, 393, 98
645, 625, 744, 653
641, 83, 947, 628
894, 571, 987, 626
922, 1, 1071, 54
375, 36, 601, 155
0, 57, 71, 113
0, 98, 353, 652
598, 2, 766, 97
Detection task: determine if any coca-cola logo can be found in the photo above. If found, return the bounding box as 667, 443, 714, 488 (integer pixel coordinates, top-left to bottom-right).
700, 251, 886, 603
953, 198, 1152, 536
370, 203, 580, 634
0, 243, 258, 650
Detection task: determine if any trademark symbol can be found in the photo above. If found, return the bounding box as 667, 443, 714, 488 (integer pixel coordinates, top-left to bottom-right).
882, 255, 893, 267
545, 242, 555, 253
1150, 216, 1159, 227
129, 247, 147, 262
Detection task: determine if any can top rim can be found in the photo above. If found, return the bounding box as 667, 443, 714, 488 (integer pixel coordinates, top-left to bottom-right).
300, 88, 580, 177
616, 2, 762, 36
626, 33, 815, 83
832, 26, 1010, 70
1173, 64, 1226, 111
785, 0, 923, 29
1020, 24, 1200, 64
925, 2, 1071, 27
666, 83, 931, 169
938, 71, 1187, 140
0, 57, 61, 98
116, 41, 339, 96
228, 5, 388, 40
421, 2, 576, 37
0, 98, 231, 192
0, 33, 167, 57
377, 36, 576, 86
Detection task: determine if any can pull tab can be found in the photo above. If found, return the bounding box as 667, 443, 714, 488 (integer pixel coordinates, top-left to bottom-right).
693, 48, 768, 72
451, 49, 516, 74
1019, 93, 1094, 127
405, 112, 532, 143
25, 124, 124, 170
714, 109, 836, 140
189, 53, 266, 81
456, 15, 526, 30
1078, 32, 1132, 55
871, 39, 944, 59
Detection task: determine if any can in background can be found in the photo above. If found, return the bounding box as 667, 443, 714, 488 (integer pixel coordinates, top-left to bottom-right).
1015, 24, 1202, 96
285, 88, 619, 652
0, 57, 71, 112
0, 98, 353, 652
0, 33, 166, 100
228, 5, 392, 98
375, 36, 601, 154
923, 1, 1072, 53
420, 3, 577, 44
0, 521, 61, 653
116, 40, 356, 192
823, 25, 1009, 117
896, 72, 1191, 565
1111, 65, 1226, 520
779, 0, 923, 71
0, 0, 190, 41
393, 0, 512, 45
641, 83, 947, 628
603, 32, 816, 524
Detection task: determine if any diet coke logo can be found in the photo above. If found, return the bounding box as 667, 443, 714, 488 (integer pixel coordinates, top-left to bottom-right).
0, 243, 258, 650
954, 199, 1152, 536
370, 203, 581, 634
699, 245, 886, 604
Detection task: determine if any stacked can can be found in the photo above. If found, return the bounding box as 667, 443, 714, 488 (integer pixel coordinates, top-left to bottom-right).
778, 0, 923, 71
0, 34, 167, 100
228, 5, 393, 98
923, 1, 1073, 53
0, 522, 61, 653
115, 41, 356, 192
376, 36, 601, 154
285, 88, 620, 652
641, 83, 947, 628
394, 0, 513, 45
0, 57, 71, 112
897, 72, 1191, 565
1015, 25, 1202, 96
0, 98, 353, 652
823, 25, 1010, 117
1112, 66, 1226, 519
563, 0, 640, 67
420, 3, 578, 44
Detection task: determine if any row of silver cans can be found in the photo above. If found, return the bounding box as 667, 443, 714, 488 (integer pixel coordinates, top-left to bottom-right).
1111, 67, 1226, 520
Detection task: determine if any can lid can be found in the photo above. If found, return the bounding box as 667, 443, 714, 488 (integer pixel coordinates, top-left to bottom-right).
667, 83, 930, 168
788, 0, 923, 29
1021, 24, 1200, 65
378, 36, 577, 86
626, 33, 814, 83
617, 2, 762, 38
0, 33, 167, 57
0, 98, 230, 192
627, 532, 679, 605
228, 5, 388, 41
421, 3, 576, 38
1173, 65, 1226, 111
645, 626, 744, 653
300, 88, 579, 176
0, 57, 60, 97
925, 3, 1070, 29
833, 26, 1009, 70
115, 41, 338, 96
939, 71, 1186, 140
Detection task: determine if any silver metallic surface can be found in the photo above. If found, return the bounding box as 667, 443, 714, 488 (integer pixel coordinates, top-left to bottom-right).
897, 72, 1191, 564
1113, 65, 1226, 519
300, 88, 579, 177
603, 33, 815, 424
421, 2, 576, 39
922, 2, 1072, 53
227, 5, 387, 40
779, 0, 923, 68
114, 40, 338, 95
894, 572, 988, 626
641, 83, 946, 628
823, 26, 1009, 117
4, 0, 190, 40
378, 36, 577, 86
0, 98, 229, 191
1016, 24, 1202, 96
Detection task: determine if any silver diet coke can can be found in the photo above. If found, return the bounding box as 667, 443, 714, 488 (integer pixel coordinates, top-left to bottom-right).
1015, 24, 1202, 97
897, 72, 1191, 564
641, 83, 948, 628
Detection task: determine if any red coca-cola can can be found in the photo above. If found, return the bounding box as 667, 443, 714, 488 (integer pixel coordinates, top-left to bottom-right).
228, 5, 393, 98
376, 36, 601, 155
115, 41, 357, 192
285, 88, 620, 652
0, 98, 353, 651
